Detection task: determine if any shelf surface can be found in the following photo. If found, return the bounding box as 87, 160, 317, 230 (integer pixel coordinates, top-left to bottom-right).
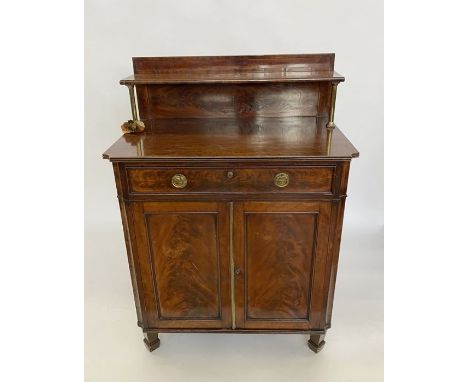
103, 117, 359, 161
120, 70, 344, 85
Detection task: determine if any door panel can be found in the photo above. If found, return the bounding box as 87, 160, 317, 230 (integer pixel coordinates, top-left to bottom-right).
234, 201, 331, 330
245, 213, 316, 320
132, 202, 231, 329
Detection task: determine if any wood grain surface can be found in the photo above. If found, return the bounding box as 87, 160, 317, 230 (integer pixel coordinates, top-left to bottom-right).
146, 212, 220, 319
131, 202, 232, 329
137, 83, 328, 119
126, 166, 335, 195
103, 117, 359, 161
233, 201, 332, 330
245, 212, 316, 319
131, 54, 338, 80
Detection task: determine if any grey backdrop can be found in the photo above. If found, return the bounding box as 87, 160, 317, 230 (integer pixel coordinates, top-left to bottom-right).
85, 1, 383, 381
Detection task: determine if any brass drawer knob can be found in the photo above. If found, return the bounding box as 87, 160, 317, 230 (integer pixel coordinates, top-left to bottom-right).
274, 172, 289, 188
171, 174, 187, 189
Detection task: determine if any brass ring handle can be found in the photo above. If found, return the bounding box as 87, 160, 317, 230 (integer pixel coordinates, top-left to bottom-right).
171, 174, 187, 189
274, 172, 289, 188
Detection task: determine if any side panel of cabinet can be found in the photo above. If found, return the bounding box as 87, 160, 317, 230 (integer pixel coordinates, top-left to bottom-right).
131, 201, 232, 329
233, 201, 331, 330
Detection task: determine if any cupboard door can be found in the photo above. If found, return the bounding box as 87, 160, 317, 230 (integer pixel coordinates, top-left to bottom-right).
233, 201, 331, 330
132, 202, 231, 329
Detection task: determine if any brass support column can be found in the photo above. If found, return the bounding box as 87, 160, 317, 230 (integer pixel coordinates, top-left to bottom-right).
127, 84, 138, 120
121, 84, 145, 133
229, 202, 236, 329
326, 126, 334, 155
326, 83, 338, 129
136, 140, 143, 156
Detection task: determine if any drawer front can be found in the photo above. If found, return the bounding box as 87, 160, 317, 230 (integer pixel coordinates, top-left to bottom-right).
126, 167, 335, 195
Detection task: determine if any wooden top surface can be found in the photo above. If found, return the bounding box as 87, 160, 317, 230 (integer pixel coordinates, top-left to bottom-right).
103, 117, 359, 162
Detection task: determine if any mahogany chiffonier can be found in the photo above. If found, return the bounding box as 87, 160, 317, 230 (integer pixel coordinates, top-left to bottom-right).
103, 54, 359, 353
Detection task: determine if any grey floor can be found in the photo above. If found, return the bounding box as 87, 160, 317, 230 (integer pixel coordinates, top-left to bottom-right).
85, 224, 383, 382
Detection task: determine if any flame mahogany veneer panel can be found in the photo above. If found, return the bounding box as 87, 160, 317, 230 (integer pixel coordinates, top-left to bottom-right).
245, 212, 317, 319
233, 201, 333, 331
131, 202, 232, 329
146, 213, 221, 319
138, 83, 331, 119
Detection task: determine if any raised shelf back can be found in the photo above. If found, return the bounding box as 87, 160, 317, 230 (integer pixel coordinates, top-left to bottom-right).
130, 54, 340, 121
133, 54, 335, 74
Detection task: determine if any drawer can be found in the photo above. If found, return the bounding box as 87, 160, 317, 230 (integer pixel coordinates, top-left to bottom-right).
126, 167, 335, 194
